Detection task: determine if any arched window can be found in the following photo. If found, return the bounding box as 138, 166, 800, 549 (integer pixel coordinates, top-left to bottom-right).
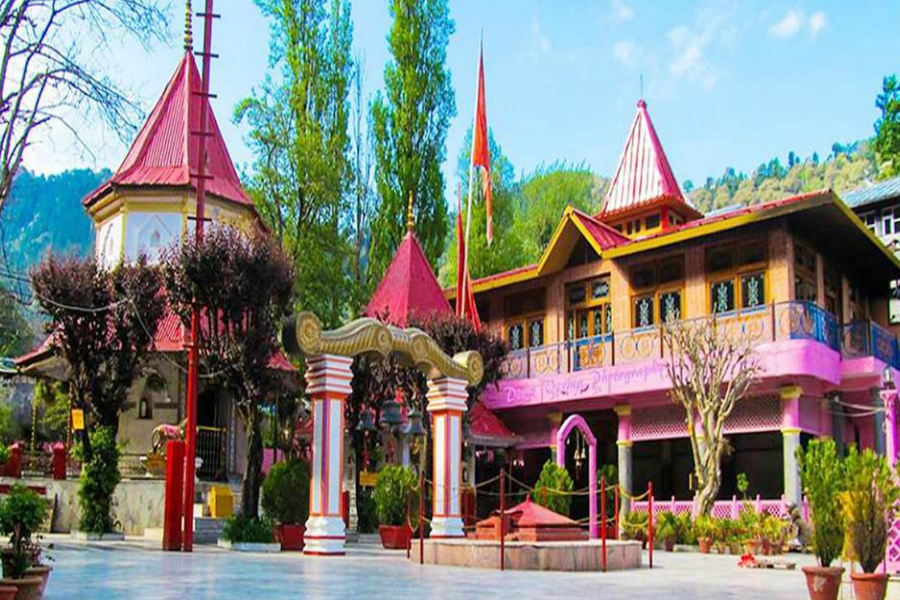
138, 397, 152, 420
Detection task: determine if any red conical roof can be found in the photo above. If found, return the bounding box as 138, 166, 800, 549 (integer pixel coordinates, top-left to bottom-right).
503, 497, 579, 527
84, 51, 252, 209
601, 100, 697, 220
365, 231, 452, 327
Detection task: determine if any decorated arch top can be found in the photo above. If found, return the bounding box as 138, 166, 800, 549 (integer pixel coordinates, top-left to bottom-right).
282, 312, 483, 387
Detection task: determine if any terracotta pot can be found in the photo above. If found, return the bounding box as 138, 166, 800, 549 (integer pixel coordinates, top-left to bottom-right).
850, 572, 889, 600
379, 525, 412, 550
0, 586, 15, 600
698, 537, 713, 554
744, 540, 761, 555
23, 566, 50, 595
729, 542, 742, 555
663, 538, 675, 552
802, 566, 844, 600
274, 524, 305, 552
760, 539, 772, 555
0, 577, 43, 600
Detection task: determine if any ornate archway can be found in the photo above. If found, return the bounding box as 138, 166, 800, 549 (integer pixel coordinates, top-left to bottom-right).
282, 312, 483, 555
555, 414, 598, 539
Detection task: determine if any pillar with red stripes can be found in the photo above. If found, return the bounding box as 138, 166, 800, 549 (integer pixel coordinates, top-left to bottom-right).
427, 376, 468, 538
304, 354, 353, 555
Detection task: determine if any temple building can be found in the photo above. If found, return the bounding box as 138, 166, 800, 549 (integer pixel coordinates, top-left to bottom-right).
16, 31, 295, 482
448, 99, 900, 517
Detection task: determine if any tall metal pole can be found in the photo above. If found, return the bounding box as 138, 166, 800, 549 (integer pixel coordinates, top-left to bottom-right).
183, 0, 217, 553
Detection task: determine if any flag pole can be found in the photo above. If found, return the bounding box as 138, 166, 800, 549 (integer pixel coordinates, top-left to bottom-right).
461, 36, 483, 306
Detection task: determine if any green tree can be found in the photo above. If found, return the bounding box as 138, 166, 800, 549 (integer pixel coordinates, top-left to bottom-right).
34, 379, 70, 442
875, 75, 900, 180
0, 290, 31, 357
370, 0, 455, 277
236, 0, 353, 328
439, 127, 523, 285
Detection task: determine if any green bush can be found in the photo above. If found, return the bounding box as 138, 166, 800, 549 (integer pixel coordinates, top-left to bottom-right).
597, 463, 617, 520
621, 511, 648, 541
676, 512, 695, 544
797, 438, 846, 567
72, 426, 121, 534
372, 465, 418, 527
261, 459, 309, 525
656, 511, 678, 542
222, 513, 274, 543
356, 487, 378, 533
844, 446, 900, 573
0, 484, 48, 578
692, 514, 714, 541
0, 446, 10, 466
532, 461, 573, 517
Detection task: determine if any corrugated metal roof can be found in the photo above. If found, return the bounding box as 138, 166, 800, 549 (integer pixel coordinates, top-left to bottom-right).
842, 176, 900, 209
570, 208, 630, 250
601, 100, 692, 218
84, 51, 252, 208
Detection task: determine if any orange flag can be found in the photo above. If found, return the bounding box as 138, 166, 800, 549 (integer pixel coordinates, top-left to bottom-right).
456, 183, 481, 331
471, 41, 492, 245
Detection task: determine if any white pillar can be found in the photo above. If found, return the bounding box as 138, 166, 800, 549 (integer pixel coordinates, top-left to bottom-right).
427, 376, 468, 538
781, 385, 802, 507
304, 354, 353, 556
615, 405, 633, 521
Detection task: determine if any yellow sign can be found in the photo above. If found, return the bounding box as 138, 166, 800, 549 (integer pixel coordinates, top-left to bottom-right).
359, 471, 380, 488
71, 409, 84, 431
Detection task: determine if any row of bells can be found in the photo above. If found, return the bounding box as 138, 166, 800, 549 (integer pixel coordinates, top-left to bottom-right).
355, 397, 426, 437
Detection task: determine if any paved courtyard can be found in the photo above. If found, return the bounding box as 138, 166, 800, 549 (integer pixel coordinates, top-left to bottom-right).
41, 536, 896, 599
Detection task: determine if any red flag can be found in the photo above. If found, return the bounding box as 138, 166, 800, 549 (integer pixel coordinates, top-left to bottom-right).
471, 42, 492, 245
456, 184, 481, 331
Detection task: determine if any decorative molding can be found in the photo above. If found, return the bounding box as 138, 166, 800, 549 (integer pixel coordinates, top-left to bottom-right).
282, 312, 483, 386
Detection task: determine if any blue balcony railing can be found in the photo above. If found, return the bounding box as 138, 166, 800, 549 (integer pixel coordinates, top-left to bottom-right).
501, 301, 896, 381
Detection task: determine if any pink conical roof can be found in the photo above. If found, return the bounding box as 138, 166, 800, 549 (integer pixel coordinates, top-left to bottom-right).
601, 100, 693, 219
365, 231, 452, 327
84, 51, 252, 209
503, 497, 579, 527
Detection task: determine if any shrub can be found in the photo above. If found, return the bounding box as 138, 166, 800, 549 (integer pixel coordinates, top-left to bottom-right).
676, 512, 694, 544
261, 459, 309, 525
72, 426, 121, 534
0, 484, 48, 578
796, 438, 846, 567
621, 511, 648, 541
372, 465, 418, 527
692, 514, 714, 541
844, 446, 900, 573
357, 488, 378, 533
532, 461, 574, 517
0, 446, 9, 466
656, 511, 678, 542
222, 513, 274, 543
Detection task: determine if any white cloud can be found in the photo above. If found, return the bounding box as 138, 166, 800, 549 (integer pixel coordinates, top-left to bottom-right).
613, 40, 637, 67
809, 11, 826, 37
666, 17, 720, 91
531, 16, 551, 54
610, 0, 634, 23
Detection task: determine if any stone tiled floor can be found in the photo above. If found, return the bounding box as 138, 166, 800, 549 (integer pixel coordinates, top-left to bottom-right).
40, 535, 889, 599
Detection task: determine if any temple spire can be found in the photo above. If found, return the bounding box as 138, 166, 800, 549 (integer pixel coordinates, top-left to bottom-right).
406, 190, 415, 233
184, 0, 193, 51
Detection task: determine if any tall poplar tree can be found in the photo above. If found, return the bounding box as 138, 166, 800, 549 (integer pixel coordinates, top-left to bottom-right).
236, 0, 354, 327
370, 0, 456, 277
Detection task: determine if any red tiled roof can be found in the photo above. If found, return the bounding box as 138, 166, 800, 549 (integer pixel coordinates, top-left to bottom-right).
600, 99, 696, 220
468, 401, 514, 441
83, 51, 252, 209
570, 208, 630, 250
504, 497, 579, 527
366, 231, 452, 326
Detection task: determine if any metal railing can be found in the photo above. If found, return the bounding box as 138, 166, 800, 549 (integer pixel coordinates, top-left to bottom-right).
501, 300, 894, 381
197, 426, 227, 481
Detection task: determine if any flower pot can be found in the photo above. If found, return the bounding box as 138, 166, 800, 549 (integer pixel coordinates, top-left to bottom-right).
379, 525, 412, 550
760, 539, 771, 555
850, 572, 889, 600
729, 542, 742, 555
802, 566, 844, 600
23, 566, 50, 595
714, 542, 726, 554
0, 586, 15, 600
698, 537, 713, 554
663, 538, 675, 552
0, 577, 43, 600
274, 524, 305, 552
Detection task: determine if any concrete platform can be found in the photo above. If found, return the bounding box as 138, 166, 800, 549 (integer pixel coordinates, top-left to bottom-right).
417, 538, 642, 571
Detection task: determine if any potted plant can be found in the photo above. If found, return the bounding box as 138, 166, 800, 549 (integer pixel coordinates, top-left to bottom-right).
656, 511, 678, 551
621, 511, 649, 548
844, 447, 899, 600
797, 439, 846, 600
675, 512, 693, 547
0, 484, 47, 600
219, 513, 278, 552
738, 505, 762, 555
713, 518, 735, 554
372, 465, 418, 550
693, 514, 714, 553
262, 458, 309, 551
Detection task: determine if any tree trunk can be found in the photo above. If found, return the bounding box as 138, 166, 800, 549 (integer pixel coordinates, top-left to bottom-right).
241, 411, 264, 519
694, 471, 721, 516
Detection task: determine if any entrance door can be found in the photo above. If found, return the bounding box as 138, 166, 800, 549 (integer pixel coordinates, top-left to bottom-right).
197, 388, 227, 481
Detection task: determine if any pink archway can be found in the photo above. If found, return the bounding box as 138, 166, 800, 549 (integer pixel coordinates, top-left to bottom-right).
556, 414, 598, 539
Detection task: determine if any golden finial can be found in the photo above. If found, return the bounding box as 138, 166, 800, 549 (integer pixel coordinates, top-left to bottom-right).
406, 190, 414, 233
184, 0, 193, 51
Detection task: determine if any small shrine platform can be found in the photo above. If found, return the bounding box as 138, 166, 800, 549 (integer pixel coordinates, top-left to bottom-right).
416, 538, 642, 572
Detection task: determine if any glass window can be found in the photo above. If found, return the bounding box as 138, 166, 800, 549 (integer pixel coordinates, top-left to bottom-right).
567, 312, 575, 340
605, 304, 613, 334
659, 290, 682, 322
632, 266, 655, 289
508, 323, 524, 351
593, 309, 602, 336
711, 280, 735, 313
658, 260, 683, 284
741, 272, 765, 308
707, 247, 733, 272
528, 319, 544, 347
633, 295, 655, 328
578, 311, 590, 338
568, 284, 586, 305
864, 212, 876, 233
645, 213, 661, 230
626, 221, 633, 235
592, 277, 610, 299
884, 209, 894, 236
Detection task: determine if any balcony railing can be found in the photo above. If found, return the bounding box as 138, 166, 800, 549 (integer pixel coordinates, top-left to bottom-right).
501, 301, 896, 381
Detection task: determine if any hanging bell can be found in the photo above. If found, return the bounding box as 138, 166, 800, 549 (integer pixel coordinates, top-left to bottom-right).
379, 398, 403, 428
403, 408, 426, 437
356, 408, 376, 432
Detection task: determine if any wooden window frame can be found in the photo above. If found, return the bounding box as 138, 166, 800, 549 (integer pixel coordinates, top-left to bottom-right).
506, 313, 546, 350
566, 276, 612, 340
630, 256, 685, 328
705, 238, 768, 314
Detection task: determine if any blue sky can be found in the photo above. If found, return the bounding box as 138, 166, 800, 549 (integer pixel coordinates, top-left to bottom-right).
23, 0, 900, 194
